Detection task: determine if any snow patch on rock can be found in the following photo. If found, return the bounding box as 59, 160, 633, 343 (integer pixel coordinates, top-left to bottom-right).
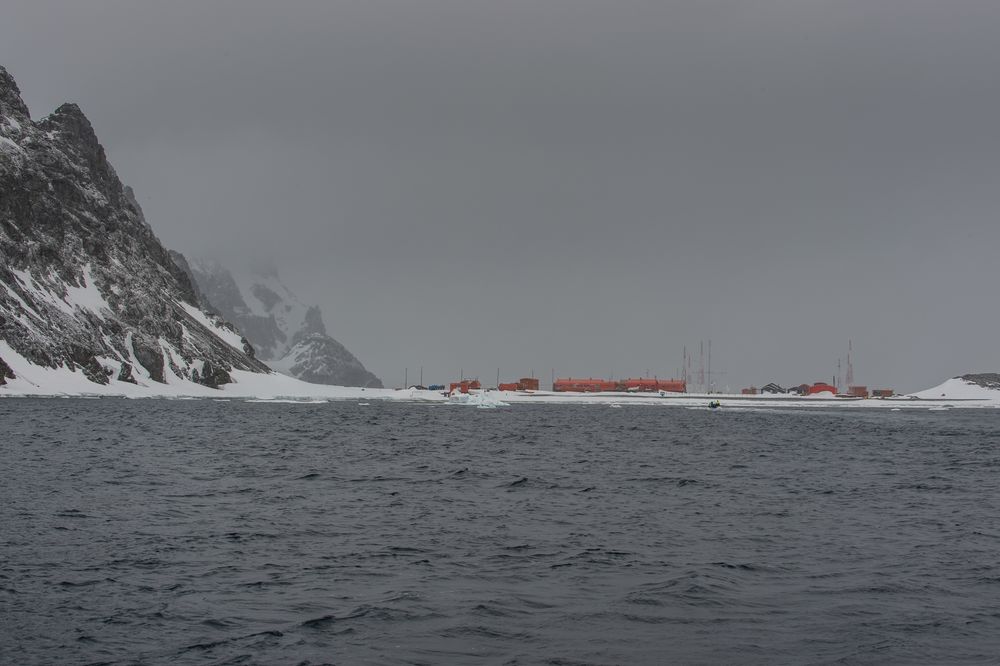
178, 302, 245, 353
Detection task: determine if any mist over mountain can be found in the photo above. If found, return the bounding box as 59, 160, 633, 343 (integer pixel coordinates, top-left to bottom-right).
183, 258, 383, 388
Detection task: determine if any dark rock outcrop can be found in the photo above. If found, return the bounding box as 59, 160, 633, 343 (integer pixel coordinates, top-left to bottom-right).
960, 374, 1000, 390
0, 356, 14, 385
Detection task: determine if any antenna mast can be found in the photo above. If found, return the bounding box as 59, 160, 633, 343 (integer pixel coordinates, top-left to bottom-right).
707, 339, 712, 393
846, 340, 854, 388
699, 340, 705, 393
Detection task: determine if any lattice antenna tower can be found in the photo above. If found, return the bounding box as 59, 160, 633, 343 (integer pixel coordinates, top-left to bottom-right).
846, 339, 854, 388
707, 339, 712, 393
682, 346, 688, 386
699, 340, 705, 393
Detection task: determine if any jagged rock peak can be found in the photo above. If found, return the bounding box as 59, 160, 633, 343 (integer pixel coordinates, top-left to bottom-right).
0, 65, 30, 119
292, 306, 327, 344
42, 102, 99, 144
36, 101, 123, 203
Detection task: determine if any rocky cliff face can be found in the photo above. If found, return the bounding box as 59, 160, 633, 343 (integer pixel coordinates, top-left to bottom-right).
0, 65, 271, 389
185, 259, 383, 388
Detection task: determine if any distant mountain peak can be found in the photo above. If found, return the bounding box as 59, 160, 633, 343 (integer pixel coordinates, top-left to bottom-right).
185, 258, 382, 388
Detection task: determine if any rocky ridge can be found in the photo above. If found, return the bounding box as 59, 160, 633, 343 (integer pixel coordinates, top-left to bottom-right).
0, 65, 271, 389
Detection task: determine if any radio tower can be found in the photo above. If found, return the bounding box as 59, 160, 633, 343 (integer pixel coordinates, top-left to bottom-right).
707, 339, 712, 394
846, 340, 854, 389
699, 340, 705, 393
687, 346, 692, 387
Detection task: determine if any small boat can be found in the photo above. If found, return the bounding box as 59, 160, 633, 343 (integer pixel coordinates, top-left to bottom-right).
708, 400, 721, 409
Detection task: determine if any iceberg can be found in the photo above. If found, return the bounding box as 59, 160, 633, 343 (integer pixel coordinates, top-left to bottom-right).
448, 390, 510, 409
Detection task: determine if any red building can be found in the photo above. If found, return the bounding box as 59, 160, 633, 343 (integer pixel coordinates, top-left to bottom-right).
807, 382, 837, 395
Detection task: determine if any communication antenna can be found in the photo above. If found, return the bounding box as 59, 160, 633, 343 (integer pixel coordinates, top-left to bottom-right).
846, 340, 854, 388
685, 346, 692, 388
707, 339, 712, 393
699, 340, 705, 393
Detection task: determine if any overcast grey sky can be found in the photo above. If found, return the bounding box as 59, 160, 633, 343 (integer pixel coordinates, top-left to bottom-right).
3, 0, 999, 391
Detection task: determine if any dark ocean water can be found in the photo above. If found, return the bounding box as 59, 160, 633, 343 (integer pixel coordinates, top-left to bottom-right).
2, 399, 999, 665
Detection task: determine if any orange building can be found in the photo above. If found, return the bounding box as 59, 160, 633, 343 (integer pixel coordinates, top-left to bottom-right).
519, 377, 540, 391
623, 378, 686, 393
553, 377, 686, 393
449, 379, 482, 394
498, 377, 540, 391
553, 378, 617, 392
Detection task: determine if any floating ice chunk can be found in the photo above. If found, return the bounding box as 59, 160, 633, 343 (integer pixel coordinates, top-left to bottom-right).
448, 390, 509, 408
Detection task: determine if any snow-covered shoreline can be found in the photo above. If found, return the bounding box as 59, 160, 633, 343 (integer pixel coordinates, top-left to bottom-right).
2, 340, 998, 409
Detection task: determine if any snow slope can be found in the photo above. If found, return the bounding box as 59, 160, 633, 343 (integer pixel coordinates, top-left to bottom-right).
910, 376, 1000, 401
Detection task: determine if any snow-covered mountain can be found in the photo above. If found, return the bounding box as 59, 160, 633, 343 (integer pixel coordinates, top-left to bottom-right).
0, 65, 272, 390
183, 259, 383, 388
